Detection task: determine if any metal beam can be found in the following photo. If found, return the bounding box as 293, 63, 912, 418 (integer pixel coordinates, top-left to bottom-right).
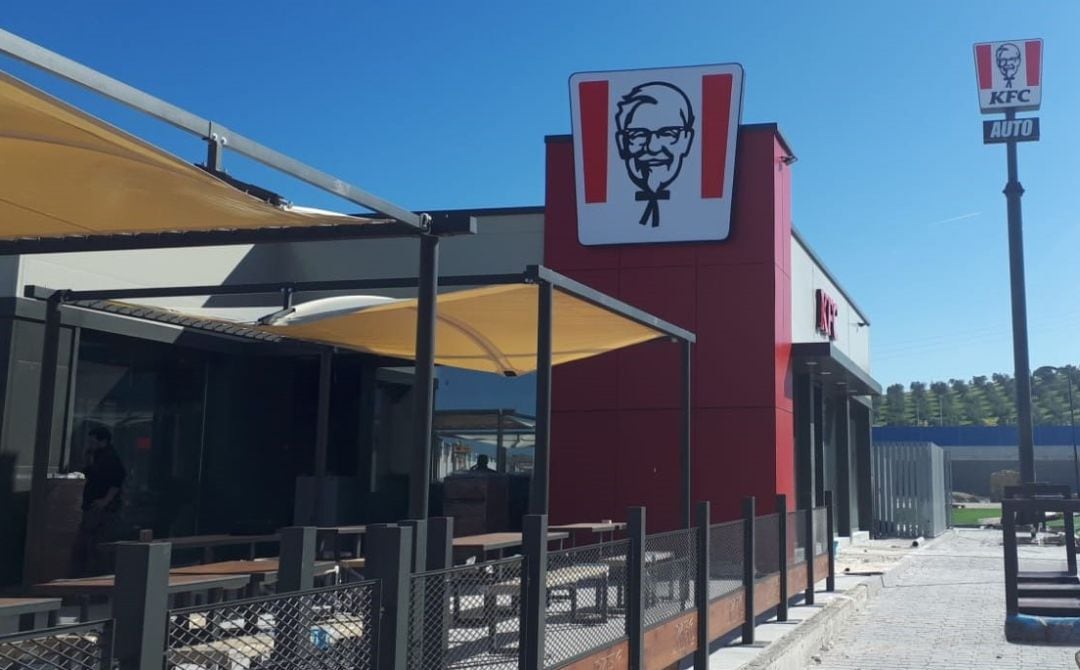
528, 265, 695, 343
0, 27, 423, 228
530, 280, 554, 515
408, 235, 438, 520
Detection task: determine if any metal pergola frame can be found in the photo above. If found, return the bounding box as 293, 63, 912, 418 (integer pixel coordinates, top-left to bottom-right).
25, 264, 696, 532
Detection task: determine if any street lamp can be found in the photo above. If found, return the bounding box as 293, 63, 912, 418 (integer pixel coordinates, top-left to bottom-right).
1035, 365, 1079, 496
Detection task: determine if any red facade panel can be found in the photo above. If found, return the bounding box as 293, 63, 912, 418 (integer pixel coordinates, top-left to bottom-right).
546, 125, 795, 529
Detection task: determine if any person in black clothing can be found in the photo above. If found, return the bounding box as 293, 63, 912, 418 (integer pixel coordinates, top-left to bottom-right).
72, 426, 126, 576
470, 454, 495, 473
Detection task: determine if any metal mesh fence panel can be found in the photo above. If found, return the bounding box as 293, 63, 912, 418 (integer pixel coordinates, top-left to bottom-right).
754, 513, 780, 578
814, 507, 829, 556
408, 556, 523, 670
543, 540, 628, 668
166, 579, 379, 670
708, 520, 743, 600
642, 529, 696, 628
0, 620, 112, 670
791, 511, 806, 565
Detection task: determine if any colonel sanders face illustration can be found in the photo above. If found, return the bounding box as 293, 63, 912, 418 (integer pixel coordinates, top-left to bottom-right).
615, 82, 695, 227
996, 43, 1021, 88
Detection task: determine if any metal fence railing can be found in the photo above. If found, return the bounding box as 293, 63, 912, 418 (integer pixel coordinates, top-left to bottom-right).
407, 556, 524, 670
0, 620, 113, 670
642, 528, 696, 627
754, 513, 780, 577
543, 540, 628, 668
165, 579, 380, 670
813, 507, 829, 556
708, 519, 743, 600
791, 511, 806, 565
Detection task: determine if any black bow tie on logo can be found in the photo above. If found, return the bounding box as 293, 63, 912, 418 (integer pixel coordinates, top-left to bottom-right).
635, 190, 670, 227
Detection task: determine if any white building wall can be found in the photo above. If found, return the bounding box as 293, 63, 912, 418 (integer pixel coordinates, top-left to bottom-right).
791, 232, 871, 372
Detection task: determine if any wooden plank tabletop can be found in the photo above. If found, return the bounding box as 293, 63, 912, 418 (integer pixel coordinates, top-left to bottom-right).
0, 597, 62, 617
453, 531, 569, 551
170, 559, 338, 577
317, 526, 367, 535
102, 534, 280, 550
33, 573, 249, 597
548, 522, 627, 533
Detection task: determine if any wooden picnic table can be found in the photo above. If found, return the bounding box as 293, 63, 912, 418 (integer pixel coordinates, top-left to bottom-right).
170, 559, 339, 597
33, 573, 250, 621
453, 531, 569, 561
0, 597, 61, 633
549, 522, 627, 544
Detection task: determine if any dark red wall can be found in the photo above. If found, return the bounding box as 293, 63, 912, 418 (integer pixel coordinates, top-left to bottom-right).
544, 126, 795, 531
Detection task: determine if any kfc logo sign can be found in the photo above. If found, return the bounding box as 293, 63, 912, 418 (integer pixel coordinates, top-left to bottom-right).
816, 290, 838, 340
570, 64, 744, 246
974, 39, 1042, 113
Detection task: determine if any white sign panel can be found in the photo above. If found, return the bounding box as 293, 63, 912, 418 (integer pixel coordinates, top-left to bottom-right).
569, 64, 744, 246
974, 39, 1043, 113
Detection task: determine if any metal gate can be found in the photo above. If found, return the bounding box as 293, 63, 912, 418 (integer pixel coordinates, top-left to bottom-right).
872, 441, 952, 538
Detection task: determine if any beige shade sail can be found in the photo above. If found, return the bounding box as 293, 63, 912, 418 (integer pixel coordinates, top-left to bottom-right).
259, 284, 667, 375
0, 71, 384, 241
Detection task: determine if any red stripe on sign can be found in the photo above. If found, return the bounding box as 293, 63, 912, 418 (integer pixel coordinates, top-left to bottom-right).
578, 80, 609, 204
1025, 40, 1041, 86
700, 73, 733, 199
975, 44, 993, 89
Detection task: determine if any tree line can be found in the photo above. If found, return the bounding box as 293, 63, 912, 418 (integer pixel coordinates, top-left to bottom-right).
873, 365, 1080, 427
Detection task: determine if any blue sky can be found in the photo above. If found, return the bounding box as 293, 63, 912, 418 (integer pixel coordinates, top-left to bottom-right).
3, 2, 1078, 388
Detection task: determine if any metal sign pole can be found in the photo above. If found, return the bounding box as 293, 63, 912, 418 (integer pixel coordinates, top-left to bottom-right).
1002, 108, 1036, 484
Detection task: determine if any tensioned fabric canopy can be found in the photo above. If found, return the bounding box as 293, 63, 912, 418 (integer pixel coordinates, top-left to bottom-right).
0, 71, 386, 242
102, 284, 668, 376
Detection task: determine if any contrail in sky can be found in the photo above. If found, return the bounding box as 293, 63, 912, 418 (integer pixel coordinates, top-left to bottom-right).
928, 212, 981, 226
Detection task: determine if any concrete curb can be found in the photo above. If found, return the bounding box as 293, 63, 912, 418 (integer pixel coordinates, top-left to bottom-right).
738, 531, 955, 670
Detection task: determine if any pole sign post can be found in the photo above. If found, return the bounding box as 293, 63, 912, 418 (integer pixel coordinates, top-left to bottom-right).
974, 38, 1042, 485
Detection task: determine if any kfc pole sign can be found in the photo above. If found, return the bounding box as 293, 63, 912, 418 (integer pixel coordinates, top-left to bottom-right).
570, 64, 744, 246
974, 39, 1042, 113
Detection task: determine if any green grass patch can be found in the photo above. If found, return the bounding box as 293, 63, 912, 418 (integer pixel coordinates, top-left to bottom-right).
952, 505, 1000, 526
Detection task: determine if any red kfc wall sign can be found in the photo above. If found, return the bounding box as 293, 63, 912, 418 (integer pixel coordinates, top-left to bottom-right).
816, 289, 838, 340
974, 39, 1043, 113
570, 64, 744, 245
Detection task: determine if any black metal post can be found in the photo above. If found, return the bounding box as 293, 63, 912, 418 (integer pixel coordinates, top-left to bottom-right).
495, 409, 506, 473
1002, 502, 1019, 616
804, 506, 815, 605
777, 495, 789, 622
368, 525, 412, 670
530, 281, 553, 515
523, 514, 548, 670
409, 234, 439, 520
1003, 109, 1035, 484
1068, 374, 1079, 497
695, 501, 710, 669
113, 542, 170, 670
1066, 510, 1077, 577
312, 350, 332, 525
400, 519, 428, 574
681, 341, 693, 528
22, 292, 63, 587
424, 517, 452, 669
278, 526, 315, 592
824, 491, 836, 592
742, 496, 756, 645
627, 507, 646, 670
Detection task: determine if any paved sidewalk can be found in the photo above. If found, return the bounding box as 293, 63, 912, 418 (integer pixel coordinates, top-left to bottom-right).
807, 529, 1077, 670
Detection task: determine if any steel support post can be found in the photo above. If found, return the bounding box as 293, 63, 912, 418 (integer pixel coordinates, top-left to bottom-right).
313, 351, 332, 525
530, 281, 553, 515
1003, 109, 1035, 484
523, 514, 548, 670
824, 491, 836, 592
777, 494, 789, 621
23, 292, 63, 587
742, 496, 756, 644
424, 517, 452, 668
368, 525, 412, 670
278, 527, 316, 592
1002, 502, 1019, 616
1065, 511, 1077, 577
409, 235, 439, 520
627, 507, 646, 670
695, 501, 711, 668
804, 506, 815, 605
681, 341, 693, 528
113, 542, 170, 670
